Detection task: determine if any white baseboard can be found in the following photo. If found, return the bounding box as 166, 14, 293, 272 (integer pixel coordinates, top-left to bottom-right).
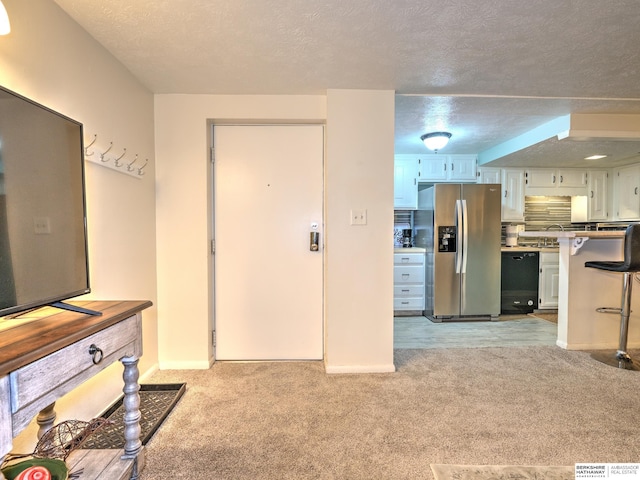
139, 364, 160, 382
324, 363, 396, 374
158, 360, 213, 370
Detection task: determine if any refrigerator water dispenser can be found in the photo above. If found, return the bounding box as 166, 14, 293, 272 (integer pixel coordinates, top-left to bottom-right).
438, 226, 456, 252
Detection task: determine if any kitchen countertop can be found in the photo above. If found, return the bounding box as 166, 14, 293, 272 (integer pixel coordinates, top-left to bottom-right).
519, 231, 625, 239
394, 247, 426, 253
501, 246, 559, 252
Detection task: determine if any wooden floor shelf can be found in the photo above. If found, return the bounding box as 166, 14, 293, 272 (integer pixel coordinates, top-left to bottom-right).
67, 449, 145, 480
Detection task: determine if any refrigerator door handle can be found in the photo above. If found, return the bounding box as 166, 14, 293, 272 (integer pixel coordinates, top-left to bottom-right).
461, 199, 469, 274
455, 199, 463, 273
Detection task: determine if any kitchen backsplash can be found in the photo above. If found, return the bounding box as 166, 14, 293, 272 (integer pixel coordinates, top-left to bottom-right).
394, 211, 413, 246
501, 195, 574, 245
523, 195, 572, 231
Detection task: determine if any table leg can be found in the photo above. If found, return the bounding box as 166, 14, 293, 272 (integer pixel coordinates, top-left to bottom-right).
36, 403, 56, 439
120, 355, 141, 461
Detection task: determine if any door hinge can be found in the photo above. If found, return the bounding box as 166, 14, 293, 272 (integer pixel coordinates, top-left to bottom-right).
211, 239, 215, 254
210, 147, 215, 163
212, 330, 216, 347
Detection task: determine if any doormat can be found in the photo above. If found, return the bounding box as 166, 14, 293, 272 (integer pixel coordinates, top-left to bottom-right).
431, 464, 574, 480
82, 383, 186, 449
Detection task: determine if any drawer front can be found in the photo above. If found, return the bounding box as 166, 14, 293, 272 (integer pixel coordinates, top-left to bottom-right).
10, 315, 140, 416
394, 253, 425, 266
394, 265, 425, 284
394, 297, 425, 310
394, 285, 424, 297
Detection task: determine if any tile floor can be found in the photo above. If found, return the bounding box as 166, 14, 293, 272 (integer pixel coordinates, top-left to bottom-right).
393, 314, 558, 349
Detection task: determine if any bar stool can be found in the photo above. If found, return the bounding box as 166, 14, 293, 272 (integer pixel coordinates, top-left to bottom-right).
585, 224, 640, 370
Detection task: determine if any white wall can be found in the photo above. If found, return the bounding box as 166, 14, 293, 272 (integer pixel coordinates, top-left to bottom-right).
154, 95, 326, 368
324, 90, 395, 373
0, 0, 158, 451
154, 91, 395, 372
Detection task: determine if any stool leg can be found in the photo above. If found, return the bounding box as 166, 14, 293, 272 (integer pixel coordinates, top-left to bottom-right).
616, 272, 633, 367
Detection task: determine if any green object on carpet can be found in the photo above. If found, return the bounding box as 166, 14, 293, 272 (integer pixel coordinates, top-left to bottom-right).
2, 458, 69, 480
83, 383, 185, 449
431, 464, 574, 479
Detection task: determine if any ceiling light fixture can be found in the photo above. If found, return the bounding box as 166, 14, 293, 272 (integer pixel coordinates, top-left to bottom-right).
420, 132, 452, 152
584, 154, 608, 160
0, 1, 10, 35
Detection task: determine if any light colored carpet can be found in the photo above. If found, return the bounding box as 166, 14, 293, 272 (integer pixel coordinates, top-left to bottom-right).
139, 347, 640, 479
431, 464, 574, 479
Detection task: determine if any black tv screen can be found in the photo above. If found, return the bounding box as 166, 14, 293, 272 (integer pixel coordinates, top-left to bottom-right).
0, 85, 90, 317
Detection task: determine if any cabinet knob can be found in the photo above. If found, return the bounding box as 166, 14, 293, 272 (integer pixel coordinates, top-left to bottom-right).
89, 344, 104, 364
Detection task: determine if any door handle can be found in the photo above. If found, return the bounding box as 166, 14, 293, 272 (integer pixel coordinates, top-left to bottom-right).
310, 231, 319, 251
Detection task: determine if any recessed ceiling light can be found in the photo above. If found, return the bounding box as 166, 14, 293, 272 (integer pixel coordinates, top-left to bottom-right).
584, 154, 608, 160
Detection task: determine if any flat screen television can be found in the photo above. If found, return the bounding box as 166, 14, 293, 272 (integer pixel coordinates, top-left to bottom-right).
0, 85, 94, 317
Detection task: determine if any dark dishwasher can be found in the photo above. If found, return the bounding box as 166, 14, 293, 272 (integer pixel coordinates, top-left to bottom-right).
500, 251, 539, 314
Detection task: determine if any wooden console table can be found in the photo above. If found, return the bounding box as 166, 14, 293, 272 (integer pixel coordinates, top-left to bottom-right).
0, 300, 152, 480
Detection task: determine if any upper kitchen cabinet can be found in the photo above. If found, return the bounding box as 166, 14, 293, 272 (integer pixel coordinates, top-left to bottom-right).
477, 167, 501, 184
418, 155, 477, 183
525, 168, 587, 193
587, 170, 608, 221
613, 163, 640, 220
501, 168, 525, 222
394, 156, 418, 209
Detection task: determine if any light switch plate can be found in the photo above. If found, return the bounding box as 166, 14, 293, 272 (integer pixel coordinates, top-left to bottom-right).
33, 216, 51, 234
350, 209, 367, 225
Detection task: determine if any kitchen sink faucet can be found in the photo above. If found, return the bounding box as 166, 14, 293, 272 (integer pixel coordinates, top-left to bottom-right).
545, 224, 564, 231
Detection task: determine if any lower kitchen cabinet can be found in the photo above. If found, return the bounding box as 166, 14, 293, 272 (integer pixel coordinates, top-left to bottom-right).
394, 252, 425, 312
539, 251, 559, 309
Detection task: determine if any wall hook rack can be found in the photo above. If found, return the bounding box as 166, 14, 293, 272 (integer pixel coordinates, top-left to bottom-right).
84, 134, 146, 180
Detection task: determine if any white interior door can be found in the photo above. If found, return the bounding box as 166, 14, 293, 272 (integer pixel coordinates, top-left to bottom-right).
213, 125, 323, 360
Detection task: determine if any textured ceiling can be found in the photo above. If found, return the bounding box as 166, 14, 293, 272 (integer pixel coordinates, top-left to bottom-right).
52, 0, 640, 167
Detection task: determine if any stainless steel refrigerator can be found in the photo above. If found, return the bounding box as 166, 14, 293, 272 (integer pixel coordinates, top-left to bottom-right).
415, 183, 501, 320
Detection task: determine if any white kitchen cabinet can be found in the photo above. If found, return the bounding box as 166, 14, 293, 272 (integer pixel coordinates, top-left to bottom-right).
587, 170, 608, 221
539, 251, 559, 309
477, 167, 501, 184
613, 164, 640, 220
418, 155, 477, 183
501, 168, 525, 222
525, 168, 587, 188
558, 169, 588, 187
394, 252, 425, 311
394, 156, 418, 209
418, 155, 447, 181
525, 169, 557, 188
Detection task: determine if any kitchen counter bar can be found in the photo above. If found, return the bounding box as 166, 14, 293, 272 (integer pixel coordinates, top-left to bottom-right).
518, 230, 639, 351
520, 230, 624, 239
